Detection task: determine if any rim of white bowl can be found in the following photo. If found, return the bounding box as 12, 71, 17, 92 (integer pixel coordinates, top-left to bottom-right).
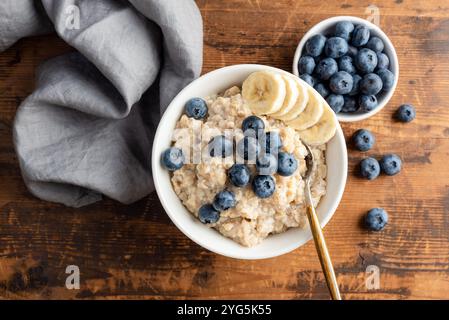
152, 64, 348, 259
292, 16, 399, 122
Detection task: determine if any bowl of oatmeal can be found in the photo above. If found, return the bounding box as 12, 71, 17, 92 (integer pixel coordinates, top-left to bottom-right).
152, 64, 347, 259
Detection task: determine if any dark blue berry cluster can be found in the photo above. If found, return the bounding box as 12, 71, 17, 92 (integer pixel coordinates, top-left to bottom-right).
299, 21, 395, 114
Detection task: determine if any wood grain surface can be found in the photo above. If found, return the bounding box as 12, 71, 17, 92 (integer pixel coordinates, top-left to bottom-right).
1, 0, 449, 300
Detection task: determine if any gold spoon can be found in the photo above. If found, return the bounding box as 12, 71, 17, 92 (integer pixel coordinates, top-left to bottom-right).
302, 143, 342, 300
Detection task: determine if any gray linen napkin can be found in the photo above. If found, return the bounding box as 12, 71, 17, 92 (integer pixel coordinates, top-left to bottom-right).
0, 0, 203, 207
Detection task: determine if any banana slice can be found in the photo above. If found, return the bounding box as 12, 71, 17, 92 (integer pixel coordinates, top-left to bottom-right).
242, 71, 286, 115
298, 102, 338, 146
286, 88, 324, 130
270, 75, 299, 117
274, 79, 309, 121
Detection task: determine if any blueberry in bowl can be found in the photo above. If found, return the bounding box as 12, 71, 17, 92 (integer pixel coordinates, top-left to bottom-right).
293, 16, 399, 122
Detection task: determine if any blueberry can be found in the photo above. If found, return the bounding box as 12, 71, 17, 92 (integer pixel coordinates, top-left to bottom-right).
335, 21, 354, 41
256, 153, 278, 175
376, 68, 395, 92
305, 34, 327, 57
161, 147, 185, 171
347, 45, 358, 58
359, 95, 378, 112
360, 157, 380, 180
298, 56, 316, 75
314, 83, 330, 98
376, 52, 390, 70
326, 94, 344, 113
242, 115, 265, 137
300, 74, 316, 87
360, 73, 383, 95
261, 131, 283, 154
348, 74, 362, 96
213, 190, 236, 211
252, 175, 276, 198
198, 204, 220, 224
185, 98, 208, 119
342, 96, 359, 113
324, 37, 348, 59
395, 104, 416, 122
338, 55, 356, 74
208, 135, 233, 158
365, 208, 388, 231
366, 36, 384, 52
351, 25, 370, 47
380, 154, 402, 176
314, 57, 338, 81
228, 164, 250, 187
352, 129, 375, 151
236, 136, 260, 162
355, 48, 378, 73
329, 71, 354, 95
277, 152, 298, 176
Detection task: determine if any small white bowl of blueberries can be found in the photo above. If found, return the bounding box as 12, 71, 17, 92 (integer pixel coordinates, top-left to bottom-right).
293, 16, 399, 122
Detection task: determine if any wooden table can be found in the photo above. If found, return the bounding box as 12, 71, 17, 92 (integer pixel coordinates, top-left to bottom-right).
1, 0, 449, 300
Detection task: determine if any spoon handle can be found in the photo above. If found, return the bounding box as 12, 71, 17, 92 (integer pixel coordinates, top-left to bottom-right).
305, 196, 342, 300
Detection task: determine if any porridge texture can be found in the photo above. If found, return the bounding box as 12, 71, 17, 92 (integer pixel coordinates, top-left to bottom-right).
171, 87, 327, 247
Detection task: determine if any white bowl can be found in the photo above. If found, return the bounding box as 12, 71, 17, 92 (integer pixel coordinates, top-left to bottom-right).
292, 16, 399, 122
152, 64, 347, 259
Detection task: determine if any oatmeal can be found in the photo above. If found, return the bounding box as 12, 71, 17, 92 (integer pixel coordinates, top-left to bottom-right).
170, 86, 327, 247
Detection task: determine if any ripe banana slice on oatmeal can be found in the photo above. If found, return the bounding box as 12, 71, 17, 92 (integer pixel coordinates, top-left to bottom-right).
270, 75, 299, 117
299, 102, 338, 146
242, 71, 286, 115
286, 87, 324, 130
272, 76, 308, 119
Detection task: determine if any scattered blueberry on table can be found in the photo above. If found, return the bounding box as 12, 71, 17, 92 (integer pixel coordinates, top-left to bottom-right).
252, 175, 276, 198
198, 204, 220, 224
360, 157, 380, 180
395, 104, 416, 122
162, 147, 185, 171
213, 190, 237, 211
380, 154, 402, 176
185, 97, 208, 120
300, 20, 396, 115
352, 129, 375, 152
228, 164, 251, 187
277, 152, 298, 177
365, 208, 388, 231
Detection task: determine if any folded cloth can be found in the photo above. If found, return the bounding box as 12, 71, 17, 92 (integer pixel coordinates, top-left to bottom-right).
0, 0, 203, 207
